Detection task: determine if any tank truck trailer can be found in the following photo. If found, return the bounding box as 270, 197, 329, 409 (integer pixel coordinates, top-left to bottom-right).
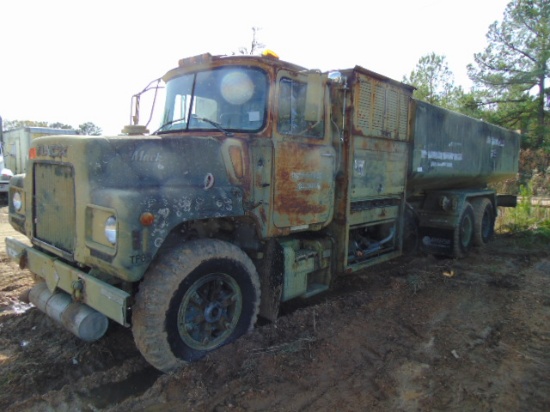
5, 51, 520, 372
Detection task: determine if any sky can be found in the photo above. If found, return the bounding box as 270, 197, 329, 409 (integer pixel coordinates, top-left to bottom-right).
0, 0, 511, 136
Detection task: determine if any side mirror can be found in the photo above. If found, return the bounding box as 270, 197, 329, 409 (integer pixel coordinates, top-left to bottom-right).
328, 71, 346, 85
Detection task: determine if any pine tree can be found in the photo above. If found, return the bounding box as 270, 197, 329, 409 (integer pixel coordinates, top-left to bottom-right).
468, 0, 549, 147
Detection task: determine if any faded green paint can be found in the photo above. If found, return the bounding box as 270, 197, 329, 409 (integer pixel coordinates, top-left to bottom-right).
326, 67, 414, 273
6, 237, 130, 325
15, 134, 245, 283
408, 100, 520, 196
351, 138, 408, 199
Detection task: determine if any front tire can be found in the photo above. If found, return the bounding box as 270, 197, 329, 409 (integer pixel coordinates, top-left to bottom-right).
132, 239, 260, 372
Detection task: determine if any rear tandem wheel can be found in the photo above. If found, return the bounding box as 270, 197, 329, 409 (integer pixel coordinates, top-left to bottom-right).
453, 202, 475, 258
472, 198, 495, 246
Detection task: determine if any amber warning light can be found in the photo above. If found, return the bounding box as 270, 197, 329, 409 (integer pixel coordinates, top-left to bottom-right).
262, 50, 279, 59
140, 212, 155, 226
29, 147, 37, 159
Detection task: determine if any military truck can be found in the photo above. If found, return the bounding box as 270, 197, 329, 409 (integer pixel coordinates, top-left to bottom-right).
5, 52, 520, 372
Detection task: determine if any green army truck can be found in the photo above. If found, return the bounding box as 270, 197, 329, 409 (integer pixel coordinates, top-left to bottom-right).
5, 52, 520, 372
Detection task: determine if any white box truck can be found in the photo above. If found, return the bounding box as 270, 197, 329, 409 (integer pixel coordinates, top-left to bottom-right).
3, 127, 77, 175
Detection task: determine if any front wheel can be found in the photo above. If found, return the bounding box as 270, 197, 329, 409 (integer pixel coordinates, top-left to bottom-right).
132, 239, 260, 372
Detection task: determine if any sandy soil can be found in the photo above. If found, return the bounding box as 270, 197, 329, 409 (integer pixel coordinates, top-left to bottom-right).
1, 203, 549, 411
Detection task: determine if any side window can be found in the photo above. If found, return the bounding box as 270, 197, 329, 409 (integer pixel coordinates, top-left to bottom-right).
278, 77, 324, 138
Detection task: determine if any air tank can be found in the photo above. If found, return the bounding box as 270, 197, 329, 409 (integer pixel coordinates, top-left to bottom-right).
28, 282, 109, 342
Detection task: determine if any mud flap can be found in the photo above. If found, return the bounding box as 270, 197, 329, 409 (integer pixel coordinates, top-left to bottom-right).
257, 239, 284, 322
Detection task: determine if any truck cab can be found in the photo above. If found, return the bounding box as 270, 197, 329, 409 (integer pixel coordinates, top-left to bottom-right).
156, 52, 336, 238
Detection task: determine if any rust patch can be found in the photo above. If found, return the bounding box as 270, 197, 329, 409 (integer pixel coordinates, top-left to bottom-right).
272, 140, 334, 228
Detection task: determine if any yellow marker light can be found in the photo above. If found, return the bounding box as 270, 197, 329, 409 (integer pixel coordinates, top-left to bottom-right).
140, 212, 155, 226
262, 49, 279, 59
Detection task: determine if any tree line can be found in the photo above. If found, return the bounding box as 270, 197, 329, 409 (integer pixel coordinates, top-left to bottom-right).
403, 0, 548, 152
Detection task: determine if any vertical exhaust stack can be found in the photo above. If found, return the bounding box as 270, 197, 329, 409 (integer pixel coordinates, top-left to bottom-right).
28, 282, 109, 342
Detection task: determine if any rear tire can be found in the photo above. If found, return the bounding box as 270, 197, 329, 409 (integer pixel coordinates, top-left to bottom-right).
453, 203, 474, 258
472, 198, 495, 246
403, 206, 419, 255
132, 239, 260, 372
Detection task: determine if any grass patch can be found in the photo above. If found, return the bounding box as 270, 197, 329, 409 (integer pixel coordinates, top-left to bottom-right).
497, 184, 550, 241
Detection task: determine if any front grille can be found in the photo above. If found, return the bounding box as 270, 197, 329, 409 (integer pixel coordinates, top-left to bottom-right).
33, 163, 76, 253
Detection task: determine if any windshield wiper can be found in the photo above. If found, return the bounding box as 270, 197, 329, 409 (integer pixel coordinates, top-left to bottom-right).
192, 115, 234, 137
153, 115, 234, 136
152, 117, 186, 135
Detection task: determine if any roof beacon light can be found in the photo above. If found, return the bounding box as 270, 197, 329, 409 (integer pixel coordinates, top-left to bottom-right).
262, 50, 279, 59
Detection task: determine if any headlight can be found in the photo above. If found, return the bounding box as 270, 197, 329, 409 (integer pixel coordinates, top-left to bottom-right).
12, 192, 23, 212
104, 216, 117, 245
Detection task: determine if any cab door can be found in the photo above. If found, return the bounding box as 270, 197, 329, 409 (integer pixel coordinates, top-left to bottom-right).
272, 71, 335, 230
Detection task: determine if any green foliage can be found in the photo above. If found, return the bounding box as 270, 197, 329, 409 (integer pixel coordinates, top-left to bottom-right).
403, 53, 464, 110
48, 122, 74, 130
520, 148, 550, 183
467, 0, 550, 148
454, 89, 495, 119
499, 183, 550, 236
3, 119, 48, 130
77, 122, 102, 136
508, 184, 534, 230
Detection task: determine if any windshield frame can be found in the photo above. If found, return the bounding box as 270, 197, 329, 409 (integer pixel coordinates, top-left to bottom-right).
158, 66, 269, 135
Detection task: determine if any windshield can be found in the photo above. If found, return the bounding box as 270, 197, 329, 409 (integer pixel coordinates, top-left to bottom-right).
160, 66, 268, 134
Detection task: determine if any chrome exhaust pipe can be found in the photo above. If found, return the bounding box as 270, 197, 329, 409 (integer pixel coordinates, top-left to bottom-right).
28, 282, 108, 342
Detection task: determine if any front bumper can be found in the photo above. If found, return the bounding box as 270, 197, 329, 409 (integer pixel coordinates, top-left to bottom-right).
5, 237, 130, 326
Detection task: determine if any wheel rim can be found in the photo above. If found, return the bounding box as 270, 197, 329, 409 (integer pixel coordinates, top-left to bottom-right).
177, 273, 242, 351
461, 214, 474, 248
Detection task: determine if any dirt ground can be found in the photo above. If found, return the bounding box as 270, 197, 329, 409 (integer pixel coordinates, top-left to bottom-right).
1, 203, 549, 412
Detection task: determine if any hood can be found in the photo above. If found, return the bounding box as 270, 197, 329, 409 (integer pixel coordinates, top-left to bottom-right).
31, 134, 233, 191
